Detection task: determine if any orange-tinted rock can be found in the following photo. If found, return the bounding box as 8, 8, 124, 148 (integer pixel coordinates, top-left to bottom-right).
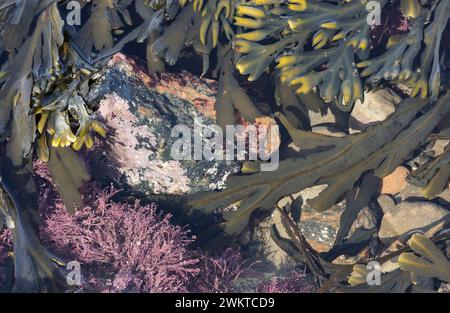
381, 166, 410, 195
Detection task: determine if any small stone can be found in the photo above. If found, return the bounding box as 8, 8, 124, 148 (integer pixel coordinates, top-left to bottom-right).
249, 193, 347, 264
380, 256, 400, 273
277, 196, 293, 209
349, 206, 378, 235
4, 215, 15, 229
438, 283, 450, 293
380, 166, 410, 195
349, 88, 400, 134
297, 203, 344, 252
377, 195, 396, 214
332, 255, 358, 265
378, 201, 450, 245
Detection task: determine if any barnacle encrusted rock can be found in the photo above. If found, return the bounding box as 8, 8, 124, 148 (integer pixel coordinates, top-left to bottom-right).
83, 54, 239, 195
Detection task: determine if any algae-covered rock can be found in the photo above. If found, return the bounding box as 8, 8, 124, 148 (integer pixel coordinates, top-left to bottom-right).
84, 54, 239, 196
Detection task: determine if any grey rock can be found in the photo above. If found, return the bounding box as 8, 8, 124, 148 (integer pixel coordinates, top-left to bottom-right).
84, 54, 239, 196
379, 201, 450, 245
248, 209, 299, 271
293, 185, 328, 203
277, 188, 378, 253
250, 193, 344, 258
297, 202, 378, 253
377, 194, 396, 214
254, 193, 379, 257
349, 88, 400, 134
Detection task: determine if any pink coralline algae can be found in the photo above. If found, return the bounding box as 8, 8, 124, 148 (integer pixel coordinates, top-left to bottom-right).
256, 270, 314, 293
0, 163, 300, 294
31, 160, 248, 293
191, 248, 250, 293
0, 227, 12, 285
0, 228, 12, 261
0, 161, 249, 293
40, 187, 201, 292
40, 189, 250, 293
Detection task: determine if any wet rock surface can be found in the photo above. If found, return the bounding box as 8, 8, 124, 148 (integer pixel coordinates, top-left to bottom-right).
297, 202, 378, 253
247, 209, 298, 271
84, 54, 240, 196
298, 204, 344, 252
251, 190, 379, 255
80, 54, 450, 292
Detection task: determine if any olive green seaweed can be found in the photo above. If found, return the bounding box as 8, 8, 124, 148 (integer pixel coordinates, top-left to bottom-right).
398, 233, 450, 283
188, 93, 450, 244
0, 0, 450, 292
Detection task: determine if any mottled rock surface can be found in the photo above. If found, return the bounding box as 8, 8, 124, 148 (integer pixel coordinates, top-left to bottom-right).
84, 54, 239, 195
298, 204, 344, 252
